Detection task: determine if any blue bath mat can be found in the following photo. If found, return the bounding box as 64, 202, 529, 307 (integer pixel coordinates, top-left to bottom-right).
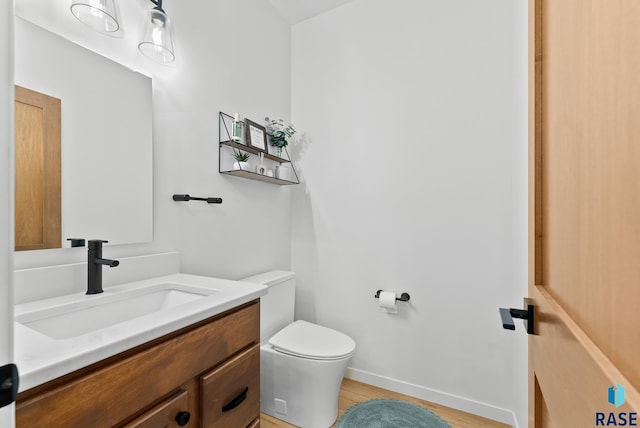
336, 398, 451, 428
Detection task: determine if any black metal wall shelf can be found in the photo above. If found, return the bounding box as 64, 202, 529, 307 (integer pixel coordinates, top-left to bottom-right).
220, 140, 291, 164
218, 111, 299, 185
220, 169, 298, 185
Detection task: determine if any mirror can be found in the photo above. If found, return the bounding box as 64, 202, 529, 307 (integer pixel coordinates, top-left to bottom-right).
13, 17, 153, 250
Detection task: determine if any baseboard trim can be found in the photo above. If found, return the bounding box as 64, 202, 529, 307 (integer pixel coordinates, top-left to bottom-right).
344, 368, 518, 427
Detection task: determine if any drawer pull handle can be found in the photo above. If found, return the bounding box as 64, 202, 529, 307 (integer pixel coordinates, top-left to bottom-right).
175, 411, 191, 426
221, 387, 249, 412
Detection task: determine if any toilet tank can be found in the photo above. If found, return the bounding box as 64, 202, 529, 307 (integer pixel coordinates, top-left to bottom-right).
240, 270, 296, 342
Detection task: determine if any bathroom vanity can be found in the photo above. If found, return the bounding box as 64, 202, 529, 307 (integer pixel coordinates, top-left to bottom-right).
14, 273, 266, 428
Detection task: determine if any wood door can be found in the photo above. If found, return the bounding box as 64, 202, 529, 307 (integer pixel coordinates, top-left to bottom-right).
529, 0, 640, 426
14, 86, 61, 251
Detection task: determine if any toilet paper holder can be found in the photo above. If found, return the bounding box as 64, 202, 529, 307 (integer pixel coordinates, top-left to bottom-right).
374, 290, 410, 302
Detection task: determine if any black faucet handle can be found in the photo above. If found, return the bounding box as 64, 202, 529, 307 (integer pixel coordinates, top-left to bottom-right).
88, 239, 109, 249
66, 238, 86, 247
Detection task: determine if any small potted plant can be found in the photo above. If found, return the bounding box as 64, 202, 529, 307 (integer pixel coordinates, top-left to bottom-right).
232, 150, 251, 170
265, 117, 296, 158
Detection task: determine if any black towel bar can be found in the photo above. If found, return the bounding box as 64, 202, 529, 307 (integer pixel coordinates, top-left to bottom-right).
172, 194, 223, 204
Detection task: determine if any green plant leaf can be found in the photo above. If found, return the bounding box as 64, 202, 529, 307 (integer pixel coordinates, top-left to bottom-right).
232, 150, 251, 161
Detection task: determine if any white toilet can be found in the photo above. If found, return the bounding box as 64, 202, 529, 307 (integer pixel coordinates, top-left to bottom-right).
241, 270, 356, 428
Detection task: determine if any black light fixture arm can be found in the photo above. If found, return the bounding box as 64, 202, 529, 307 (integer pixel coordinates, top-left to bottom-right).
149, 0, 165, 11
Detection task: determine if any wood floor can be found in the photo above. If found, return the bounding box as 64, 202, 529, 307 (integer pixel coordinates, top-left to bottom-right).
260, 378, 511, 428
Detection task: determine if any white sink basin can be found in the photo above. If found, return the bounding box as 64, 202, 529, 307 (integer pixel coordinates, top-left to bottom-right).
14, 272, 268, 392
15, 282, 217, 340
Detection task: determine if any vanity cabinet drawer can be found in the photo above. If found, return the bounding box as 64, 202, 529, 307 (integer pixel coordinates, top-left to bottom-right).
201, 344, 260, 428
123, 389, 192, 428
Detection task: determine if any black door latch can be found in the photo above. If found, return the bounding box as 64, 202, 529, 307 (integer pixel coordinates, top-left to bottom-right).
0, 364, 19, 408
499, 299, 534, 335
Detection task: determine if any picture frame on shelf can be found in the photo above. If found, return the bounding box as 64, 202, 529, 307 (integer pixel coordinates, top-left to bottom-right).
245, 119, 268, 152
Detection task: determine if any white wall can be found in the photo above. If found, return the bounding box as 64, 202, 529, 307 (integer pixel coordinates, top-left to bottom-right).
510, 2, 529, 427
0, 0, 15, 425
290, 0, 527, 425
13, 0, 293, 283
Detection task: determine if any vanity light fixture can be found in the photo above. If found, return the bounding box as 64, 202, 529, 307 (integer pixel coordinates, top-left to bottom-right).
70, 0, 120, 33
138, 0, 175, 64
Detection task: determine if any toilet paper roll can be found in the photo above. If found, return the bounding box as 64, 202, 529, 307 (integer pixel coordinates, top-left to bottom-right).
378, 291, 398, 314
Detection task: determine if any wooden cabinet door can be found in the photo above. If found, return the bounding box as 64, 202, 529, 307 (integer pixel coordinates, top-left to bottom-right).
529, 0, 640, 425
14, 86, 61, 251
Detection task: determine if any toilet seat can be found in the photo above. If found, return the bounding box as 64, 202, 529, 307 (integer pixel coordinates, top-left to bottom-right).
268, 320, 356, 360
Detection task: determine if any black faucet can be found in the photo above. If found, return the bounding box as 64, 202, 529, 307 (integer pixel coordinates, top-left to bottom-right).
87, 240, 119, 295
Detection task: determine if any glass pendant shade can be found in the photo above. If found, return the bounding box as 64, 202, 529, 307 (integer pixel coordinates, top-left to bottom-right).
70, 0, 119, 33
138, 8, 175, 63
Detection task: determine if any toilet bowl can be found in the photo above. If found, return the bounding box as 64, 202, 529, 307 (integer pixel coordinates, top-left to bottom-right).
241, 271, 356, 428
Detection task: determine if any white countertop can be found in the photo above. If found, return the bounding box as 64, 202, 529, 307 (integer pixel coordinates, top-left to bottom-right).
14, 273, 267, 392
